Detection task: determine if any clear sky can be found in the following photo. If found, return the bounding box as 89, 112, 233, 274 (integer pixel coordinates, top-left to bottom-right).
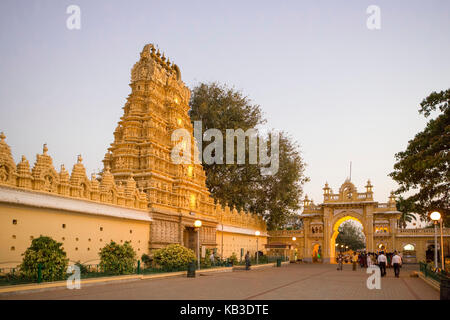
1, 0, 449, 205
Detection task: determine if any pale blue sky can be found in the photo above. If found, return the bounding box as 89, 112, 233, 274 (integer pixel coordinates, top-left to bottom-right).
0, 0, 449, 205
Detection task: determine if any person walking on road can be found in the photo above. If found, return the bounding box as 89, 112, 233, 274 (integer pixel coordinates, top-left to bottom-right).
210, 252, 215, 266
367, 253, 372, 267
352, 253, 358, 271
245, 251, 251, 270
392, 251, 402, 278
377, 251, 387, 277
337, 253, 343, 271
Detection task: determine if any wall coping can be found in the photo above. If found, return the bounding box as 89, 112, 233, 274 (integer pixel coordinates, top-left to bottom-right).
0, 185, 152, 222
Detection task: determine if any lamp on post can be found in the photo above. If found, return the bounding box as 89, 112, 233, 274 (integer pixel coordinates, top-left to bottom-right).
255, 231, 260, 265
292, 237, 297, 262
430, 211, 444, 270
194, 220, 202, 270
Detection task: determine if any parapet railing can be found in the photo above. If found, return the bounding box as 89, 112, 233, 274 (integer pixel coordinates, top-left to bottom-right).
268, 229, 304, 237
419, 261, 450, 284
396, 228, 450, 235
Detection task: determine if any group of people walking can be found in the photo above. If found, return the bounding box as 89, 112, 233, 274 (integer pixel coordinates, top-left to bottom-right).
337, 250, 403, 277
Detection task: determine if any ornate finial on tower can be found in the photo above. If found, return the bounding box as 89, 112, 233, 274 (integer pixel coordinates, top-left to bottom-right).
156, 48, 161, 57
388, 190, 396, 205
161, 52, 166, 62
43, 143, 48, 154
323, 182, 330, 195
22, 155, 27, 162
77, 154, 83, 163
0, 132, 5, 142
365, 179, 373, 192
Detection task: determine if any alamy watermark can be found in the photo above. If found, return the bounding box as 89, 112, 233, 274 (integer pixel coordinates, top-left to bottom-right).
66, 5, 81, 30
66, 264, 81, 289
171, 121, 280, 176
366, 266, 381, 289
366, 5, 381, 30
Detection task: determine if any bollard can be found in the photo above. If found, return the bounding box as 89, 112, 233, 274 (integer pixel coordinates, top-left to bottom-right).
37, 263, 42, 283
276, 258, 281, 267
137, 260, 141, 274
187, 261, 196, 278
441, 277, 450, 300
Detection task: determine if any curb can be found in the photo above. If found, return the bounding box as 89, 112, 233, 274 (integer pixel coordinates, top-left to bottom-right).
233, 261, 290, 271
0, 266, 234, 296
418, 273, 440, 292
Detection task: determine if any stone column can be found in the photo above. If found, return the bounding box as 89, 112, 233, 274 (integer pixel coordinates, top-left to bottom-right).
303, 220, 311, 263
390, 218, 397, 251
366, 213, 374, 252
323, 216, 330, 263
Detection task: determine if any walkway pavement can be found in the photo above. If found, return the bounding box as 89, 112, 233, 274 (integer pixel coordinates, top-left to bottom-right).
0, 263, 439, 300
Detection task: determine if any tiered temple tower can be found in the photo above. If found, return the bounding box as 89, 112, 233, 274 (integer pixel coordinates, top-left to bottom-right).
102, 44, 219, 251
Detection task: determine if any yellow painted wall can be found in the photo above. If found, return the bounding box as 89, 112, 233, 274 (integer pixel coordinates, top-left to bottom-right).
216, 231, 267, 259
268, 236, 304, 259
0, 203, 151, 268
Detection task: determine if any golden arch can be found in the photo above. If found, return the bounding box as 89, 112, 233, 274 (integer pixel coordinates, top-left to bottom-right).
330, 213, 366, 263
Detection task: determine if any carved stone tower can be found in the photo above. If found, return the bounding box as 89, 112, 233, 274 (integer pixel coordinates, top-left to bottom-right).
103, 44, 217, 250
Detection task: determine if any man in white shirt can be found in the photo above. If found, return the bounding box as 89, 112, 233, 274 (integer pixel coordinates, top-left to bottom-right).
377, 251, 387, 277
392, 251, 402, 278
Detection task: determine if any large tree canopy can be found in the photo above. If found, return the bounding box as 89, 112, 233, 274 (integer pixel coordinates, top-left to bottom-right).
335, 221, 366, 251
189, 82, 308, 230
390, 89, 450, 225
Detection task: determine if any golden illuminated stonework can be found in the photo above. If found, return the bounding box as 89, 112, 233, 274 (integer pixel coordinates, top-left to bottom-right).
102, 43, 267, 253
0, 44, 267, 267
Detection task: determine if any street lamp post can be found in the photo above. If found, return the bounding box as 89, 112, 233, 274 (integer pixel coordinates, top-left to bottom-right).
194, 220, 202, 270
431, 211, 444, 270
255, 231, 260, 265
292, 237, 297, 262
441, 217, 445, 271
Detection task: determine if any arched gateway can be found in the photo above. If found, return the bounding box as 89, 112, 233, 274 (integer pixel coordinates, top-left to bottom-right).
267, 179, 450, 263
298, 179, 401, 263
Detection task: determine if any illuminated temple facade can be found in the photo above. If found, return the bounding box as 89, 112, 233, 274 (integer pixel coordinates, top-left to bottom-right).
0, 44, 266, 268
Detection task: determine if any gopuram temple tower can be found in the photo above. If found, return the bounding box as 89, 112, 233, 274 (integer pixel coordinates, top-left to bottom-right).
102, 44, 218, 251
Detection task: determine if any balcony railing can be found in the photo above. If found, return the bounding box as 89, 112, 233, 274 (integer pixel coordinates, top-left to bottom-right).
268, 229, 304, 237
396, 228, 450, 235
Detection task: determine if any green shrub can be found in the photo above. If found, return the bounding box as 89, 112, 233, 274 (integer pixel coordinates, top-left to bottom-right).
99, 241, 137, 275
229, 252, 238, 265
141, 253, 152, 268
20, 236, 69, 281
153, 244, 196, 271
75, 261, 89, 274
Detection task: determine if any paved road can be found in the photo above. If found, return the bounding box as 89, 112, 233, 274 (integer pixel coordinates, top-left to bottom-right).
1, 263, 438, 300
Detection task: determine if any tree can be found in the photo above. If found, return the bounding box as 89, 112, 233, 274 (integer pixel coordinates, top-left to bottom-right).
335, 221, 366, 251
189, 82, 308, 230
252, 133, 308, 230
20, 236, 69, 281
396, 196, 417, 229
389, 89, 450, 226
